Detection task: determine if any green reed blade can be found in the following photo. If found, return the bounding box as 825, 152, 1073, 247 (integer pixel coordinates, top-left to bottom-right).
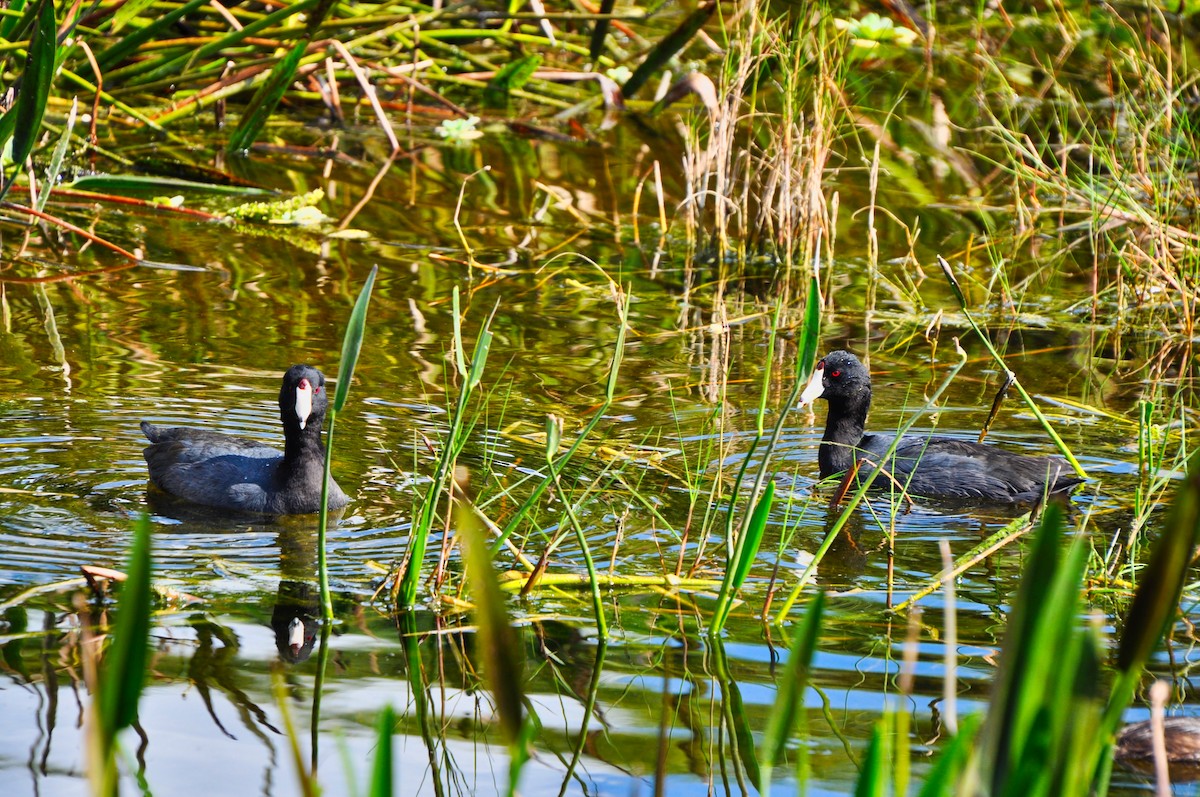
227, 40, 308, 154
711, 479, 773, 633
759, 590, 825, 794
369, 705, 395, 797
0, 0, 56, 184
99, 514, 153, 737
914, 715, 982, 797
112, 0, 156, 32
66, 174, 268, 196
333, 265, 378, 413
1107, 450, 1200, 722
35, 98, 75, 213
854, 719, 888, 797
621, 1, 715, 98
398, 289, 495, 609
318, 266, 377, 619
795, 270, 822, 382
458, 479, 528, 784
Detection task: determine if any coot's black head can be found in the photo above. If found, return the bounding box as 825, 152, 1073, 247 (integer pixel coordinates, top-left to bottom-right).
279, 365, 330, 432
798, 350, 872, 408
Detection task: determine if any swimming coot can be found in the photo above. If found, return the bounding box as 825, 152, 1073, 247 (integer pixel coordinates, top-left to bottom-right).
797, 350, 1083, 502
140, 365, 349, 514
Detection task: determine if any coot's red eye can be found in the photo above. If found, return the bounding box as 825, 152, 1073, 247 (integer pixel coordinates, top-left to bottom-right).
830, 369, 842, 378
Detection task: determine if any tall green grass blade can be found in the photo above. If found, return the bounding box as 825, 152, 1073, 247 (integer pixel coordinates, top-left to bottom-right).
93, 513, 153, 795
978, 504, 1094, 793
369, 705, 395, 797
99, 514, 153, 737
1107, 450, 1200, 725
621, 2, 715, 98
457, 476, 528, 793
711, 480, 773, 633
310, 623, 332, 776
0, 0, 57, 182
333, 265, 377, 413
794, 274, 822, 381
914, 715, 982, 797
227, 41, 308, 154
759, 591, 825, 794
398, 289, 495, 609
399, 612, 444, 794
35, 98, 76, 213
317, 266, 378, 620
66, 174, 268, 195
854, 719, 888, 797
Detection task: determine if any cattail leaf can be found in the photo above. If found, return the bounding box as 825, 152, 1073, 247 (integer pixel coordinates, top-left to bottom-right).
333, 265, 378, 412
795, 274, 822, 381
369, 705, 394, 797
1116, 451, 1200, 672
759, 591, 825, 793
99, 514, 154, 737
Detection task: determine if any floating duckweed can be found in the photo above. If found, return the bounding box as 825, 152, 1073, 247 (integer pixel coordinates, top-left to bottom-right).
227, 189, 328, 224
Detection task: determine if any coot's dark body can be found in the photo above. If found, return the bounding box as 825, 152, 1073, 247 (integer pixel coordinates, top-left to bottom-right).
798, 351, 1082, 503
1115, 717, 1200, 782
141, 365, 348, 514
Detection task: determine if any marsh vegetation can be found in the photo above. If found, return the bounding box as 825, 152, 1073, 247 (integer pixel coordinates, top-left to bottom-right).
0, 1, 1197, 795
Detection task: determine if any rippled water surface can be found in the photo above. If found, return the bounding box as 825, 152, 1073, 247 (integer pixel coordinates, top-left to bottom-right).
0, 119, 1187, 796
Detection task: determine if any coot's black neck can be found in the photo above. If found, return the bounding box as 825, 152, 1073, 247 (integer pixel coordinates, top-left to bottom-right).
818, 388, 871, 477
281, 416, 327, 480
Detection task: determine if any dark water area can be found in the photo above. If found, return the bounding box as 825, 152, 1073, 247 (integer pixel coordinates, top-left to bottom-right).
0, 113, 1190, 796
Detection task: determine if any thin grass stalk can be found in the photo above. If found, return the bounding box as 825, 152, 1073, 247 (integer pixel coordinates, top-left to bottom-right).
489, 290, 629, 554
318, 265, 377, 620
710, 271, 820, 625
272, 671, 320, 797
369, 705, 395, 797
774, 343, 969, 621
937, 255, 1087, 478
556, 637, 607, 797
310, 622, 332, 779
758, 590, 824, 794
397, 288, 495, 609
457, 470, 529, 795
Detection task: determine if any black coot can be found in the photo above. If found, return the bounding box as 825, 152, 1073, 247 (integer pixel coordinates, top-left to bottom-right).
140, 365, 349, 514
798, 350, 1083, 502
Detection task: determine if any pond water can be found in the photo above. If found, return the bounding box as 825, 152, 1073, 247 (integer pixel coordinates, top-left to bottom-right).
0, 115, 1190, 797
